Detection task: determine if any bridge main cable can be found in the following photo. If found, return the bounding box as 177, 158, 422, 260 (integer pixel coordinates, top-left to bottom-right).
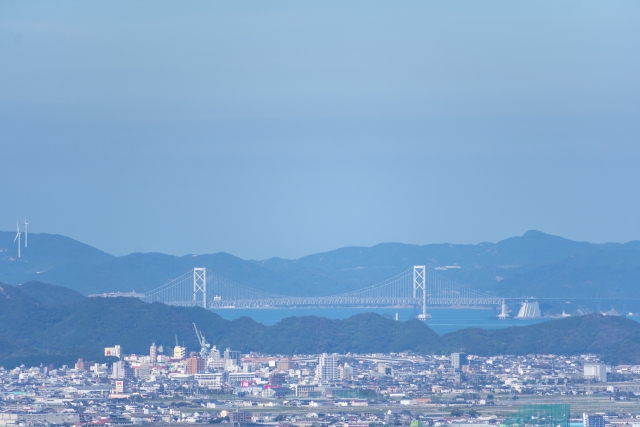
141, 265, 505, 317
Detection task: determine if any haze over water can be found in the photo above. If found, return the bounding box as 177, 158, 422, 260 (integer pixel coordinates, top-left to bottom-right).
211, 308, 553, 335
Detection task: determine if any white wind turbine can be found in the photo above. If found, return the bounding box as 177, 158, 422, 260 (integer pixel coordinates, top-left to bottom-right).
14, 222, 21, 258
24, 219, 28, 248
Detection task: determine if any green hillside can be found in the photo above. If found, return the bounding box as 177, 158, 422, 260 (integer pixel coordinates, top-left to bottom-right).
17, 281, 85, 306
0, 281, 640, 368
443, 314, 640, 365
0, 282, 441, 366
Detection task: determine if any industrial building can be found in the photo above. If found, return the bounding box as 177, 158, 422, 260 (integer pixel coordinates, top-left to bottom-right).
583, 363, 607, 382
276, 358, 295, 371
583, 413, 605, 427
516, 301, 542, 318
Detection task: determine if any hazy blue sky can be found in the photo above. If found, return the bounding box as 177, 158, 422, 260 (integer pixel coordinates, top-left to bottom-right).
1, 1, 639, 259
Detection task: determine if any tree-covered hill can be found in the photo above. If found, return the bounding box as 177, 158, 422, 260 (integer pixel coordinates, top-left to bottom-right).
442, 313, 640, 365
17, 281, 85, 306
0, 282, 442, 367
1, 281, 640, 368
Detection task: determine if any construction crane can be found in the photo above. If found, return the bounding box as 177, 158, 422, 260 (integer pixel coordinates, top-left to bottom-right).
193, 323, 211, 358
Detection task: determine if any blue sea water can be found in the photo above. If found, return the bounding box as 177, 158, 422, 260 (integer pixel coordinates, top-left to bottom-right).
209, 307, 552, 335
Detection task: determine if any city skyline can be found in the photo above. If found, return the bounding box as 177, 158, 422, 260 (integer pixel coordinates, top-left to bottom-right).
2, 346, 631, 425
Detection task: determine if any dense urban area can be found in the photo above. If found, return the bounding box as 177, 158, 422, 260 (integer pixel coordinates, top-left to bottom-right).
2, 336, 640, 427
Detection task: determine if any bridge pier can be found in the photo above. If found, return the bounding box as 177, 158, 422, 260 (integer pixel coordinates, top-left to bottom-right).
413, 265, 431, 321
497, 299, 510, 319
193, 268, 207, 308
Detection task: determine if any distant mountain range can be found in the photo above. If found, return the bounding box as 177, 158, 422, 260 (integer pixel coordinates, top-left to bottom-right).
1, 230, 640, 300
1, 280, 639, 367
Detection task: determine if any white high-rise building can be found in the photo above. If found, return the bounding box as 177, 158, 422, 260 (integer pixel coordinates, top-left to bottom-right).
316, 353, 339, 381
207, 346, 223, 370
150, 342, 157, 363
224, 348, 241, 372
112, 361, 128, 379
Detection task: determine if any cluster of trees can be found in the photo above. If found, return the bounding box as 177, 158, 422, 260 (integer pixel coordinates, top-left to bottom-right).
450, 408, 480, 418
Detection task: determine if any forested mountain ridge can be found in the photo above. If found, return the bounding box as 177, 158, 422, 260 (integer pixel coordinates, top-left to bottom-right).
0, 280, 639, 367
1, 230, 640, 298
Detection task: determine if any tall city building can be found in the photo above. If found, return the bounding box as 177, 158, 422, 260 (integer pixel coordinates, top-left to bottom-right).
187, 353, 205, 375
316, 353, 339, 381
224, 348, 241, 371
112, 361, 133, 379
209, 346, 221, 361
451, 353, 468, 370
207, 346, 224, 370
174, 345, 186, 359
150, 342, 157, 363
269, 372, 286, 386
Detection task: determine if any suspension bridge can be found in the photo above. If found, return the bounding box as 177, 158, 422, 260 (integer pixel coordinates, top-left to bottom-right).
141, 266, 507, 320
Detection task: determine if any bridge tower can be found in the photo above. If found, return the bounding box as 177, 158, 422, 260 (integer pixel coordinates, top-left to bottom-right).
413, 265, 431, 321
193, 268, 207, 308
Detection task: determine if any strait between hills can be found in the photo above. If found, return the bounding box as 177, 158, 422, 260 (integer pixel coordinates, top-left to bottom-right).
1, 281, 639, 368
